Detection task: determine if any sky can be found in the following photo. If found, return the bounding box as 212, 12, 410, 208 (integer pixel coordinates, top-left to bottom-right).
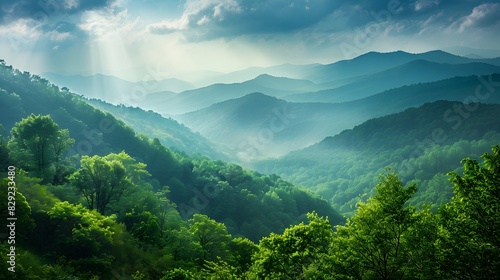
0, 0, 499, 81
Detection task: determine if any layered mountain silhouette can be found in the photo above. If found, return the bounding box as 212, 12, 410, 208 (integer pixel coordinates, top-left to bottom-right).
41, 72, 194, 104
175, 74, 500, 160
285, 60, 500, 103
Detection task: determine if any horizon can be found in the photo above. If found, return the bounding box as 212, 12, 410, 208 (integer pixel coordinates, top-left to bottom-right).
3, 48, 499, 84
1, 0, 500, 82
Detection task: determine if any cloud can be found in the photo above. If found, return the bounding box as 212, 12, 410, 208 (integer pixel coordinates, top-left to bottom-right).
414, 0, 440, 12
0, 0, 114, 23
0, 18, 42, 40
148, 0, 241, 35
458, 3, 500, 32
78, 8, 138, 40
147, 0, 339, 40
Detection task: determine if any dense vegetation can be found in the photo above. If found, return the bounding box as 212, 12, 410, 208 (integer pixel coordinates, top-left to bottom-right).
0, 61, 343, 240
256, 101, 500, 215
1, 60, 499, 279
86, 99, 228, 161
1, 124, 499, 278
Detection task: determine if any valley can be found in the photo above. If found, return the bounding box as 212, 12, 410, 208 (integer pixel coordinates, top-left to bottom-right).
1, 49, 500, 279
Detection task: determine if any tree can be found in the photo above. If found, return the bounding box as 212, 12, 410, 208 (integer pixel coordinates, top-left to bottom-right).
228, 237, 258, 274
189, 214, 232, 265
124, 211, 162, 246
250, 212, 334, 279
334, 173, 438, 279
8, 114, 74, 181
0, 179, 35, 240
70, 151, 148, 215
437, 146, 500, 278
41, 201, 130, 277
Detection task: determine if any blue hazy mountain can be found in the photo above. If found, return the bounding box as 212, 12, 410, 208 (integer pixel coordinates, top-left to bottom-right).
302, 50, 500, 83
284, 60, 500, 103
142, 74, 315, 115
42, 50, 500, 117
175, 74, 500, 160
41, 72, 194, 104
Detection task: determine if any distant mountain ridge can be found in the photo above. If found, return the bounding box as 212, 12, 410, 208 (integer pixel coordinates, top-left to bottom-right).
176, 73, 500, 161
86, 99, 229, 160
42, 50, 500, 117
254, 100, 500, 214
141, 74, 315, 115
41, 72, 194, 105
285, 60, 500, 103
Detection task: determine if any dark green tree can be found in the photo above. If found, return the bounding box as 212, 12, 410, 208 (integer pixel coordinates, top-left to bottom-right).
189, 214, 232, 265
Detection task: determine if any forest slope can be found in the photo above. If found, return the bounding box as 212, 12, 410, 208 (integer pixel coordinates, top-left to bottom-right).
255, 101, 500, 215
0, 61, 343, 242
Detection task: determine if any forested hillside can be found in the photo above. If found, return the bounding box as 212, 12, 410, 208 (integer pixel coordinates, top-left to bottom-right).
0, 57, 499, 279
0, 62, 350, 279
85, 99, 229, 161
255, 101, 500, 215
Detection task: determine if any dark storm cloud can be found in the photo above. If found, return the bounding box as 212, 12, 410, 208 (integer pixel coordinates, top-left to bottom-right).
147, 0, 500, 41
0, 0, 113, 23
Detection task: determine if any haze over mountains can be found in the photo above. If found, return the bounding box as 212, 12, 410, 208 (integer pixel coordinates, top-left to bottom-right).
41, 49, 500, 163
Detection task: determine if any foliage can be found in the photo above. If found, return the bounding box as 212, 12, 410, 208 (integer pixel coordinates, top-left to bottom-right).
437, 146, 500, 278
8, 114, 74, 181
257, 101, 500, 215
189, 214, 232, 264
250, 212, 334, 279
69, 151, 148, 215
334, 173, 438, 279
0, 179, 35, 240
1, 61, 500, 279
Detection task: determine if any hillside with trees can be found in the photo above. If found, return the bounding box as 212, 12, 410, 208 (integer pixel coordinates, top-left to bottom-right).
0, 61, 342, 241
1, 56, 499, 279
255, 101, 500, 215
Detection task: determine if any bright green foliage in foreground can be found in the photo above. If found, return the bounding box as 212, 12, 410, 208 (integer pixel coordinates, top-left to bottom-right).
437, 146, 500, 278
1, 146, 499, 279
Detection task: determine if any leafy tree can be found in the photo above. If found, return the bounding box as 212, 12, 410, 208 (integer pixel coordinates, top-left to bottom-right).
229, 237, 258, 274
437, 146, 500, 278
40, 201, 136, 277
163, 227, 202, 267
160, 268, 195, 280
200, 258, 240, 280
334, 173, 437, 279
189, 214, 232, 265
8, 114, 74, 181
0, 179, 35, 240
124, 210, 163, 246
250, 212, 334, 279
70, 151, 148, 215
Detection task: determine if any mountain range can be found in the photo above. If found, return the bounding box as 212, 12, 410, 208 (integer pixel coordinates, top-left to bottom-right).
5, 49, 500, 217
176, 73, 500, 160
43, 50, 500, 116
